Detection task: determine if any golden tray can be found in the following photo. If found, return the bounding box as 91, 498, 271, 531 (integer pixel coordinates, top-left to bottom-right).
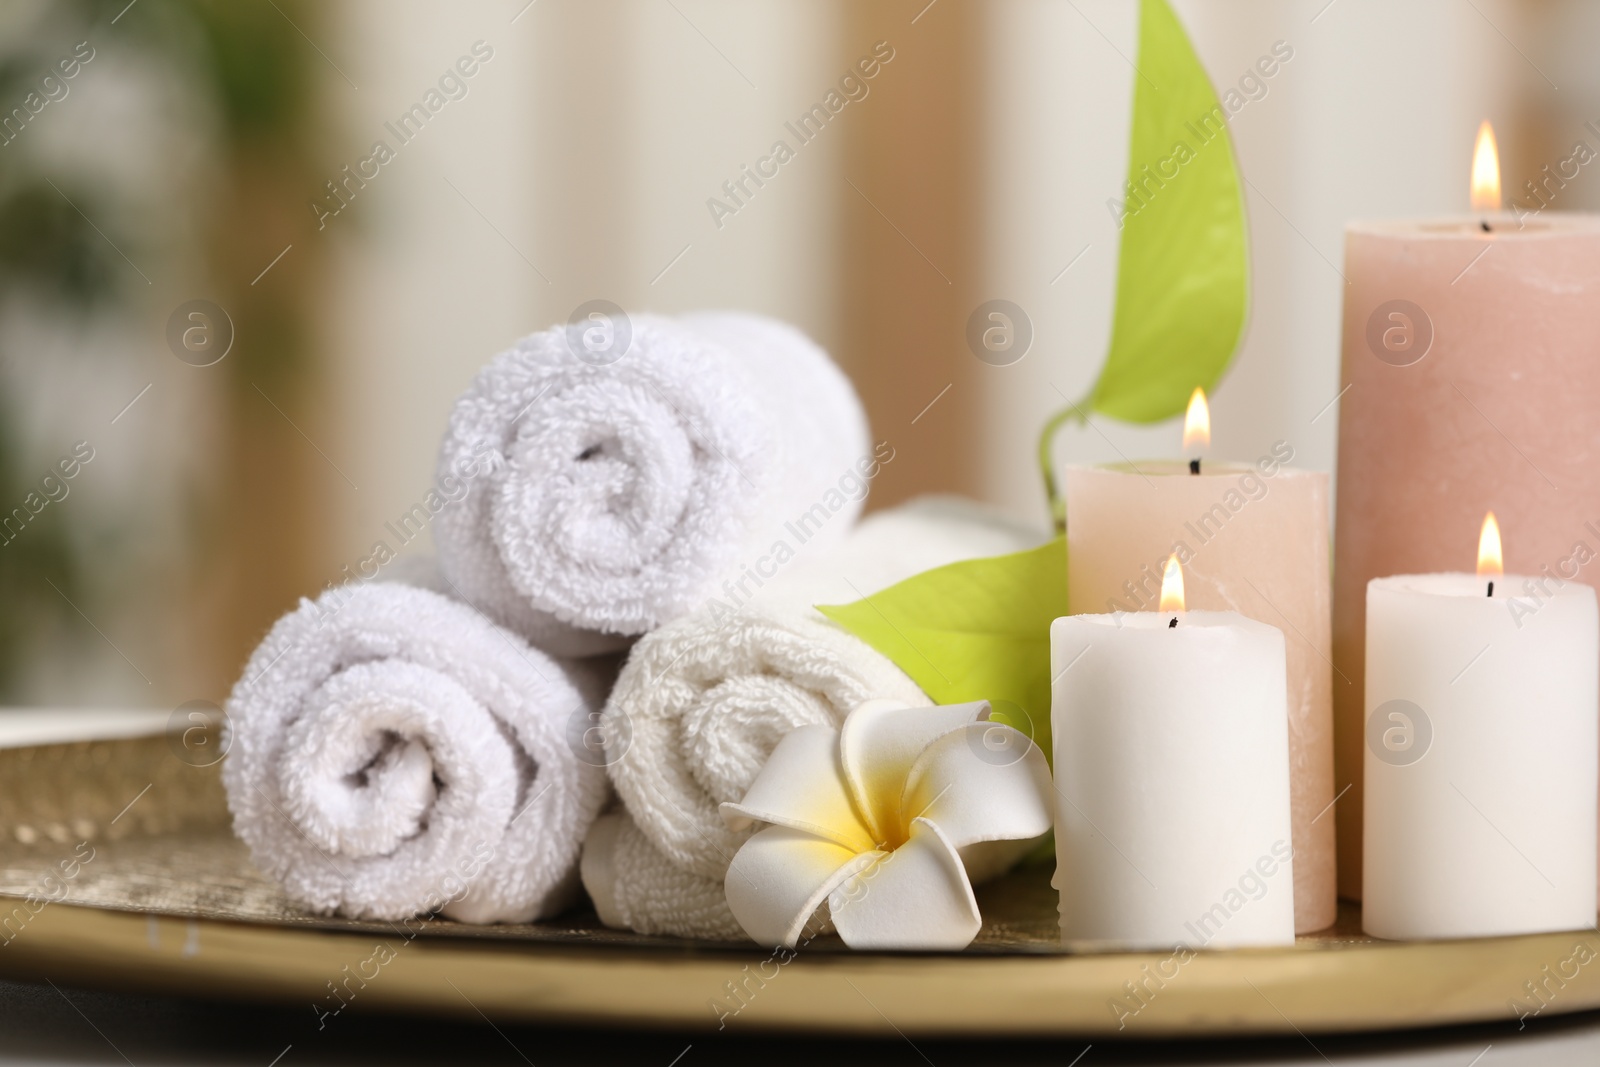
0, 725, 1594, 1037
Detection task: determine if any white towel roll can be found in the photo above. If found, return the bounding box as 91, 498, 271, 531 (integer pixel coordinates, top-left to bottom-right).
581, 812, 743, 939
432, 311, 870, 657
223, 581, 611, 923
582, 498, 1045, 937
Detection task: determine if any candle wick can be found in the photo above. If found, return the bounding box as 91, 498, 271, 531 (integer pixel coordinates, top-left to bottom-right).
1487, 580, 1494, 597
1188, 458, 1200, 475
1480, 219, 1491, 233
1168, 617, 1178, 628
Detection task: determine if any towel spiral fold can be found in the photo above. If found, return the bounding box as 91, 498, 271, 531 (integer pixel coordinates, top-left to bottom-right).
224, 581, 610, 923
433, 311, 869, 657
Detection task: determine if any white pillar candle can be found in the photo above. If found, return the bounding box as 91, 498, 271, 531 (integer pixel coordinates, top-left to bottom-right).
1052, 570, 1297, 950
1363, 562, 1598, 940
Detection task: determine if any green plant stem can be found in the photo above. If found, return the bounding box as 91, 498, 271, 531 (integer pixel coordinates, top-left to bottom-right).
1037, 403, 1087, 534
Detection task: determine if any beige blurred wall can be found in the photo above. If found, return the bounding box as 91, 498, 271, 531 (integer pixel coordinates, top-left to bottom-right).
319, 0, 1541, 568
323, 0, 843, 570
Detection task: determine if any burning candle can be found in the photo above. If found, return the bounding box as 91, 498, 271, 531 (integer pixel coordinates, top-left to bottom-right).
1333, 123, 1600, 901
1051, 557, 1297, 950
1062, 389, 1336, 932
1362, 514, 1598, 940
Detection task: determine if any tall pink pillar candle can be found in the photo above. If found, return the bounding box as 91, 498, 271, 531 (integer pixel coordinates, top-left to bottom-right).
1333, 215, 1600, 902
1064, 456, 1336, 933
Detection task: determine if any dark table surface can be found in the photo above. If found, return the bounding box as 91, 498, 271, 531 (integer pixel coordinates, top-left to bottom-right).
2, 977, 1598, 1067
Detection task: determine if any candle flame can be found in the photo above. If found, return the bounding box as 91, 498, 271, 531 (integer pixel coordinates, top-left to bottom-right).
1470, 120, 1502, 214
1477, 511, 1503, 578
1159, 553, 1186, 613
1182, 387, 1211, 452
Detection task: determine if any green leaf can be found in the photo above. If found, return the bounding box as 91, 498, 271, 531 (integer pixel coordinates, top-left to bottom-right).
817, 537, 1067, 762
1086, 0, 1249, 423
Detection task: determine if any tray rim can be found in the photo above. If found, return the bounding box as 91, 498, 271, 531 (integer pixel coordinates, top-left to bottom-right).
2, 898, 1597, 1037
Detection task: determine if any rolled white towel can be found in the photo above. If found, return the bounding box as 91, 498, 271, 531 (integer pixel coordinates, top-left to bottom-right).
432, 311, 871, 657
223, 581, 611, 923
581, 498, 1046, 938
581, 812, 742, 939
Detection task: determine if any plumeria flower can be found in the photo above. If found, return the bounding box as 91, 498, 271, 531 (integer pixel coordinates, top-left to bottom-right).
721, 699, 1053, 950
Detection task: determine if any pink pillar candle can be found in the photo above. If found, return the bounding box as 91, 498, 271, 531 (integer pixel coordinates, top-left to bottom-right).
1064, 457, 1336, 934
1333, 215, 1600, 902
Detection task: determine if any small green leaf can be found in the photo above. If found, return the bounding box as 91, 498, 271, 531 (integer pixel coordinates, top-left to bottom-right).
817, 537, 1067, 761
1086, 0, 1249, 423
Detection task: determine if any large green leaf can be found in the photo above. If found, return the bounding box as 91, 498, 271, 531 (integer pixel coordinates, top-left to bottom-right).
1039, 0, 1249, 529
1087, 0, 1249, 422
817, 537, 1067, 761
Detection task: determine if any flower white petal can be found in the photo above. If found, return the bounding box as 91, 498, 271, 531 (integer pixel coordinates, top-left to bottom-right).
725, 824, 882, 948
827, 817, 981, 950
838, 699, 991, 843
900, 722, 1053, 849
719, 723, 875, 853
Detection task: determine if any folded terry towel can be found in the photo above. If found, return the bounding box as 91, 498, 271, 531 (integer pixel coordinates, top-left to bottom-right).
223, 581, 611, 923
581, 498, 1046, 938
432, 311, 870, 658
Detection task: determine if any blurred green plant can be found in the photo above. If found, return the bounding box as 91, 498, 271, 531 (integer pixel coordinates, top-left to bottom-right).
0, 0, 318, 696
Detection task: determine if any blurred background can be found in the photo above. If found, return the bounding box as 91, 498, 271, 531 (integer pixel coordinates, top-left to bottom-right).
0, 0, 1586, 709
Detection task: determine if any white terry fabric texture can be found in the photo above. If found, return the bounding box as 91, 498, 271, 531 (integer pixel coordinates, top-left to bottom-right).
580, 812, 740, 938
581, 497, 1047, 939
432, 311, 870, 658
223, 580, 612, 923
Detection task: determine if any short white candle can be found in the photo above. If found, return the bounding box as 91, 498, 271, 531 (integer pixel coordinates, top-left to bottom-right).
1052, 558, 1297, 950
1363, 516, 1599, 940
